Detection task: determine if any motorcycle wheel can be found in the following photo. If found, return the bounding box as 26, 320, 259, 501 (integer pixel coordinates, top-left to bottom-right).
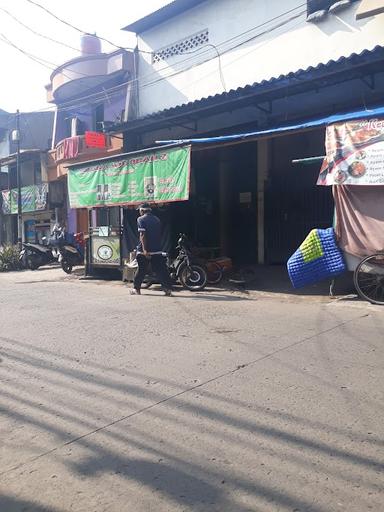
27, 256, 39, 271
19, 253, 28, 269
61, 260, 73, 274
179, 264, 207, 291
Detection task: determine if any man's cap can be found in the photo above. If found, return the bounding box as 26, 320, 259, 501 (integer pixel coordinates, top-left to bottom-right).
136, 202, 152, 210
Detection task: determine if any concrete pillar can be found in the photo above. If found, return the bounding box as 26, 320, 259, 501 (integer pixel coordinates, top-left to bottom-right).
219, 148, 231, 255
67, 207, 77, 233
92, 209, 97, 227
257, 139, 269, 264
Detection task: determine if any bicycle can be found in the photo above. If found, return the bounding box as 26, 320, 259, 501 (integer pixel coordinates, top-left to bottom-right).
353, 252, 384, 305
206, 260, 224, 284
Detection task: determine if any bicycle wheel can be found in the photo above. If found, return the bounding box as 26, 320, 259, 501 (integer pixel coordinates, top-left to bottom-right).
353, 253, 384, 305
206, 261, 223, 284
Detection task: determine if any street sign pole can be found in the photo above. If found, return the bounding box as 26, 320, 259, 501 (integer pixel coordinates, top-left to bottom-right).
14, 110, 22, 249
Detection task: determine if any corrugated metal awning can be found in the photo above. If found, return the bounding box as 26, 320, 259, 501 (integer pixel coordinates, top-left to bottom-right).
155, 104, 384, 145
111, 45, 384, 134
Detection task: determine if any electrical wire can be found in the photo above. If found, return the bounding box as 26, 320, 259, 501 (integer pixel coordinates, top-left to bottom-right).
0, 32, 103, 98
131, 10, 307, 92
118, 3, 307, 94
41, 6, 307, 113
142, 5, 307, 84
168, 2, 306, 59
24, 0, 153, 54
0, 5, 81, 53
156, 17, 305, 102
0, 31, 126, 82
0, 33, 58, 71
10, 4, 308, 115
205, 44, 227, 92
3, 3, 306, 112
20, 113, 39, 149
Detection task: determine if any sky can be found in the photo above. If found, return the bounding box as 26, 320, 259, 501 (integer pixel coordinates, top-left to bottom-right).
0, 0, 170, 113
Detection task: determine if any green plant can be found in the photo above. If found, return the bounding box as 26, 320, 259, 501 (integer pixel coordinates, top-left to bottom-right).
0, 244, 21, 272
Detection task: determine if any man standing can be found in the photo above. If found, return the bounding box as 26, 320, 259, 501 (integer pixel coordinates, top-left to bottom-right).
131, 203, 172, 296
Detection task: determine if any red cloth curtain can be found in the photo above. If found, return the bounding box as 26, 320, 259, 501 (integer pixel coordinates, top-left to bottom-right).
333, 185, 384, 257
63, 136, 79, 159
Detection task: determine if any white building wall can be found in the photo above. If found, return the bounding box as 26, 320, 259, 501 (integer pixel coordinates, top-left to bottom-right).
136, 0, 384, 117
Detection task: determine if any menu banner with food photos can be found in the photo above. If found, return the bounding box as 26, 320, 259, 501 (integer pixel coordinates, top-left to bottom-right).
317, 119, 384, 185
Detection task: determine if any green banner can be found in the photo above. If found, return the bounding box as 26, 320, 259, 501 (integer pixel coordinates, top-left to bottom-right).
1, 183, 48, 214
68, 146, 191, 208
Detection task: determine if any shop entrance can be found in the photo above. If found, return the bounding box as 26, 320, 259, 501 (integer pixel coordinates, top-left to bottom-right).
220, 142, 258, 264
121, 142, 259, 265
170, 142, 258, 263
265, 130, 334, 264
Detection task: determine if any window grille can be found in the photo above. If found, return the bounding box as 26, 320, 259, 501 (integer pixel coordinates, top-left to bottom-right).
153, 30, 209, 64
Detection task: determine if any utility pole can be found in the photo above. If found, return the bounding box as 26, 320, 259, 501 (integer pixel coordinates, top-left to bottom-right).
11, 110, 22, 249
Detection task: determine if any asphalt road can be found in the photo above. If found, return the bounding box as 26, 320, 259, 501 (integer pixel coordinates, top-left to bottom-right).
0, 267, 383, 512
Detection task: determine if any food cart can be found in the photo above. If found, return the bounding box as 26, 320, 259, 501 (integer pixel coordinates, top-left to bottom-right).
67, 144, 191, 277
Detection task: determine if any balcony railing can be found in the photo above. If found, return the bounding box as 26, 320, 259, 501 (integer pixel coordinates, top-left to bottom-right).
54, 134, 119, 163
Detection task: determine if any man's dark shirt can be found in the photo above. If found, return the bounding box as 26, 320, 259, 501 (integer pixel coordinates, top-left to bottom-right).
136, 213, 162, 254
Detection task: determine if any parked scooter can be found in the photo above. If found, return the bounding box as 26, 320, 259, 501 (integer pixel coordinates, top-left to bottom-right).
19, 240, 58, 270
131, 233, 207, 291
58, 232, 85, 274
19, 223, 64, 270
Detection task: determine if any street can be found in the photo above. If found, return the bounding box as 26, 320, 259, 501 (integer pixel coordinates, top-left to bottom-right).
0, 268, 383, 512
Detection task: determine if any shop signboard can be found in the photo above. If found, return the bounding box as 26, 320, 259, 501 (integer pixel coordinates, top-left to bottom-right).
1, 183, 48, 214
85, 131, 106, 148
68, 145, 191, 208
317, 118, 384, 185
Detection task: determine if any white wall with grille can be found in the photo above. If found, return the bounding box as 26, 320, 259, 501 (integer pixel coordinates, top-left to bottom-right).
153, 30, 209, 64
135, 0, 384, 117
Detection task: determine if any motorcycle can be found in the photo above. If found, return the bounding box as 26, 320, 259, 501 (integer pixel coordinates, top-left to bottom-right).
19, 224, 67, 271
19, 240, 58, 270
131, 234, 207, 291
58, 232, 85, 274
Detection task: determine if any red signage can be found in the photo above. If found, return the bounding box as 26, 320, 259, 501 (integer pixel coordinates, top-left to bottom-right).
85, 131, 106, 148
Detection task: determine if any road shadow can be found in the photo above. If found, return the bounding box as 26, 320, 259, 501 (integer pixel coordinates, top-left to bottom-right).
0, 495, 64, 512
218, 265, 356, 299
0, 319, 383, 511
140, 292, 249, 302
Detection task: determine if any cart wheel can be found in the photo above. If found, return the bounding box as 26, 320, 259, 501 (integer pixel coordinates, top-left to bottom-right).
206, 261, 223, 284
353, 253, 384, 305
